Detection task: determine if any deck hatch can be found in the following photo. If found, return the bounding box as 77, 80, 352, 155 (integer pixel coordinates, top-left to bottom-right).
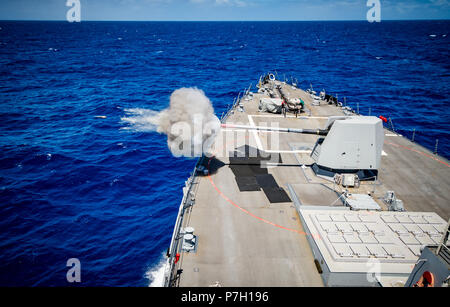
343, 234, 362, 243
262, 187, 292, 203
399, 234, 420, 245
351, 223, 369, 233
349, 245, 370, 258
235, 176, 261, 192
359, 233, 378, 244
332, 244, 353, 258
228, 151, 291, 203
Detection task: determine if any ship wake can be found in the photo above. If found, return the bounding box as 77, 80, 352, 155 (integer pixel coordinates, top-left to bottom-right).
144, 256, 166, 287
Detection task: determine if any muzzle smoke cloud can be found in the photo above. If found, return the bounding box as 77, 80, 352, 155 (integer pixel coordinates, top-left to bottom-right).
122, 88, 221, 157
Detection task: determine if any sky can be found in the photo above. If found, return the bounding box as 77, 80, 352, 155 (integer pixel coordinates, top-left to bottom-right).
0, 0, 449, 21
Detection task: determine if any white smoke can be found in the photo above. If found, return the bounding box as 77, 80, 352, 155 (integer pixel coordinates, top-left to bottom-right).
121, 88, 221, 157
121, 108, 161, 132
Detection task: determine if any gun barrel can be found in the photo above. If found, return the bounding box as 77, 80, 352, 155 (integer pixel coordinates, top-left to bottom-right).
221, 124, 328, 136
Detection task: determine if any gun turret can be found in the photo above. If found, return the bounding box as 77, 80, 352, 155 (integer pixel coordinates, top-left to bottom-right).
222, 116, 385, 180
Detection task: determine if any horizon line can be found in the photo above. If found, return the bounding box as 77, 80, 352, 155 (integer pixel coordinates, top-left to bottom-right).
1, 18, 449, 22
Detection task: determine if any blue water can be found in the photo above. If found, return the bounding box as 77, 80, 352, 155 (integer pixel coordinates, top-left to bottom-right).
0, 21, 448, 286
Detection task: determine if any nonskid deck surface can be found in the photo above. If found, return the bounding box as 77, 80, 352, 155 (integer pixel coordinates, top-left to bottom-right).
173, 81, 450, 287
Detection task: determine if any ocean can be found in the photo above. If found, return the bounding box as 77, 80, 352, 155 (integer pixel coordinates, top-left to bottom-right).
0, 20, 448, 286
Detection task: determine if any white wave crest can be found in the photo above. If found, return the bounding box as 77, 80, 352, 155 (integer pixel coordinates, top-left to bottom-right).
145, 257, 167, 287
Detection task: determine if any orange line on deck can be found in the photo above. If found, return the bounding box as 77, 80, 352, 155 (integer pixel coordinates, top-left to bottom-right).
385, 141, 449, 167
206, 158, 320, 238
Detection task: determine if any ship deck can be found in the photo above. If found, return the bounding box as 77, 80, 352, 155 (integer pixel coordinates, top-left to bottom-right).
172, 81, 450, 287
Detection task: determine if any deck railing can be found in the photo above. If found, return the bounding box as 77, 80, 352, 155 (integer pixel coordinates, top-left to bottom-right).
163, 157, 202, 287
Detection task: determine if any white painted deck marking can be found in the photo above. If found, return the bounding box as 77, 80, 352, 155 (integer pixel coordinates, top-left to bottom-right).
251, 114, 329, 120
247, 115, 264, 151
247, 115, 315, 154
221, 129, 248, 132
221, 129, 288, 134
266, 150, 312, 154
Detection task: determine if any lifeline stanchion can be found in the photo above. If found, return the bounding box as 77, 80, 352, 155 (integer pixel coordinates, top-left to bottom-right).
434, 139, 439, 155
388, 117, 395, 132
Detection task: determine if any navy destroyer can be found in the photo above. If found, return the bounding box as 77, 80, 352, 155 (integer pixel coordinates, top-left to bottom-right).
163, 73, 449, 287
